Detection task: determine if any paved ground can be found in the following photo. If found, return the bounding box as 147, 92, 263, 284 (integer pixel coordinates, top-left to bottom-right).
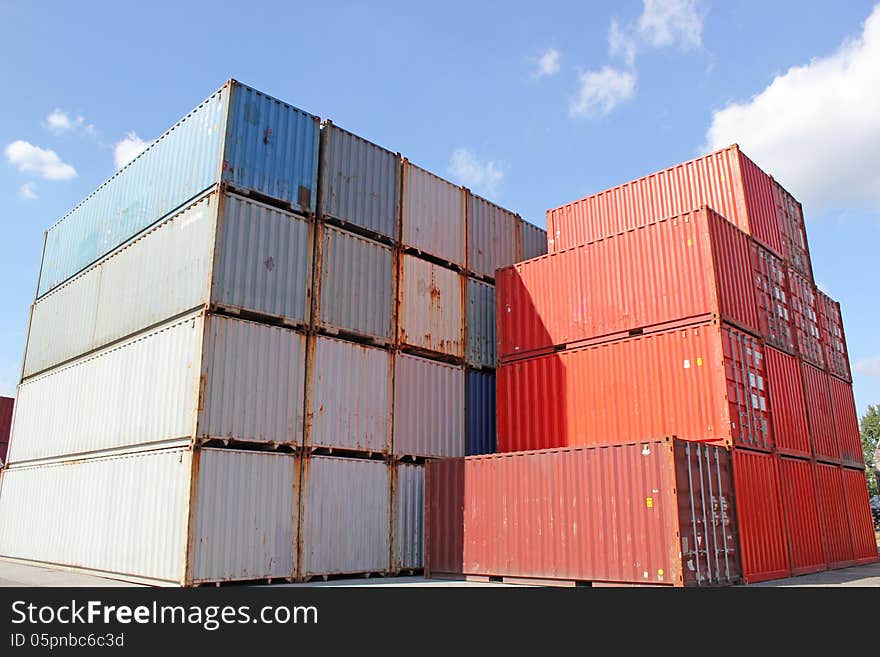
1, 557, 878, 587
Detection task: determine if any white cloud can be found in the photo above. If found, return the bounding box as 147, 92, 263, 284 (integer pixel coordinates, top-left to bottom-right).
570, 66, 636, 118
638, 0, 705, 50
704, 5, 880, 210
854, 356, 880, 376
19, 182, 37, 200
44, 109, 94, 135
609, 18, 638, 67
4, 140, 77, 180
531, 48, 561, 78
113, 131, 150, 169
448, 148, 504, 197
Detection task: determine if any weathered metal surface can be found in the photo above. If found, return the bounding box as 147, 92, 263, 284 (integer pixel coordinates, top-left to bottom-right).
765, 347, 811, 458
319, 122, 399, 240
468, 193, 518, 279
750, 241, 795, 354
802, 363, 840, 463
841, 468, 880, 565
519, 219, 547, 261
828, 376, 864, 468
465, 278, 495, 368
814, 463, 855, 568
392, 462, 425, 571
316, 225, 394, 343
778, 456, 826, 576
788, 268, 825, 368
465, 369, 496, 456
817, 291, 851, 382
401, 161, 465, 267
299, 456, 390, 578
398, 254, 464, 358
0, 397, 12, 464
771, 180, 812, 280
308, 336, 391, 453
393, 353, 464, 458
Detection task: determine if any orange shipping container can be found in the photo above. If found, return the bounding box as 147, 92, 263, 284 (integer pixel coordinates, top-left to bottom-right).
770, 180, 812, 281
841, 468, 880, 565
828, 377, 864, 468
496, 207, 759, 362
815, 463, 855, 569
778, 456, 826, 576
750, 241, 795, 354
802, 363, 840, 464
817, 291, 851, 382
765, 348, 811, 458
788, 267, 824, 369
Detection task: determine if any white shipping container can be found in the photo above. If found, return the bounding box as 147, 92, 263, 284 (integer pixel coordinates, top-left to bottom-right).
392, 462, 425, 571
398, 254, 464, 358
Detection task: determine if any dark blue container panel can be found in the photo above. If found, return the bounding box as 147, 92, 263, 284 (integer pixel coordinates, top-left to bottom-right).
466, 370, 496, 456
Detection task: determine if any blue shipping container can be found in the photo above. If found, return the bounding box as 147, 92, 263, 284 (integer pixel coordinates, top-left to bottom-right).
465, 369, 496, 456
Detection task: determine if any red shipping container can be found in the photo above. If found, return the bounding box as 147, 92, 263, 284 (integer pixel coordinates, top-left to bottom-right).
841, 468, 880, 565
778, 456, 826, 576
497, 207, 759, 362
788, 268, 824, 369
731, 449, 790, 583
497, 321, 773, 453
764, 348, 811, 457
802, 363, 840, 463
0, 396, 12, 464
771, 180, 812, 281
817, 292, 851, 382
815, 463, 855, 568
425, 438, 740, 587
546, 144, 782, 256
750, 241, 795, 354
828, 377, 864, 468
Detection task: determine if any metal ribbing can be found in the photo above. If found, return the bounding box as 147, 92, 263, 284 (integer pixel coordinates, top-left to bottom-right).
393, 463, 425, 570
398, 255, 464, 357
468, 194, 518, 279
465, 278, 496, 368
465, 370, 496, 455
402, 162, 465, 267
520, 219, 548, 260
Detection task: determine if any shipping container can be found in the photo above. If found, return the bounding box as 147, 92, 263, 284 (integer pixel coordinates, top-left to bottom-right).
9, 312, 306, 465
24, 190, 313, 379
307, 336, 391, 453
750, 241, 795, 353
802, 363, 839, 464
731, 449, 790, 583
299, 456, 390, 578
398, 255, 464, 358
468, 193, 518, 279
546, 144, 782, 255
38, 80, 319, 297
841, 468, 880, 565
393, 353, 464, 458
0, 447, 298, 585
765, 347, 811, 457
465, 370, 496, 456
497, 207, 759, 361
815, 463, 855, 568
426, 439, 740, 587
0, 397, 11, 464
497, 321, 772, 453
315, 225, 394, 344
788, 268, 824, 369
778, 456, 826, 576
771, 180, 812, 281
519, 219, 548, 261
817, 292, 851, 382
392, 462, 425, 572
465, 278, 496, 368
828, 377, 864, 468
318, 122, 399, 241
401, 161, 465, 267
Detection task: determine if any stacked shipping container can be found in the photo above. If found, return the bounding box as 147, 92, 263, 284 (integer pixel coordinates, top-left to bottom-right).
0, 397, 12, 465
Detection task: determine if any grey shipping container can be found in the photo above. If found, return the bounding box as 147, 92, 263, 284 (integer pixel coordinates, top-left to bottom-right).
519, 219, 548, 261
465, 277, 496, 368
23, 190, 313, 379
402, 161, 465, 267
398, 254, 464, 358
468, 193, 519, 280
392, 462, 425, 571
393, 353, 464, 458
314, 225, 395, 344
319, 122, 400, 241
466, 369, 496, 455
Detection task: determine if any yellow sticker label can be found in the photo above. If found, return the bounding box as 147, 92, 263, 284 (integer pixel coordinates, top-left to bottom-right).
696, 357, 703, 366
686, 238, 693, 247
658, 568, 664, 577
646, 497, 654, 508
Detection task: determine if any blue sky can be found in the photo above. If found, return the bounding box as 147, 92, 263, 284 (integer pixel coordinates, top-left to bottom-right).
1, 1, 878, 413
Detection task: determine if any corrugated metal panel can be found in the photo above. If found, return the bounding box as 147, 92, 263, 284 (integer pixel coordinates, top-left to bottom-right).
519, 219, 547, 260
426, 439, 739, 586
0, 397, 13, 443
815, 463, 855, 568
392, 462, 425, 571
316, 226, 394, 343
732, 449, 790, 583
393, 353, 464, 458
498, 208, 758, 362
750, 241, 795, 354
828, 377, 864, 468
222, 81, 319, 214
212, 193, 313, 325
398, 255, 463, 358
721, 327, 773, 451
465, 370, 496, 456
38, 85, 227, 297
189, 449, 297, 583
402, 161, 465, 267
468, 194, 518, 279
465, 278, 495, 368
765, 347, 811, 457
772, 180, 812, 280
788, 268, 824, 368
198, 316, 306, 446
0, 448, 191, 584
545, 145, 781, 255
841, 468, 880, 565
818, 292, 850, 382
299, 456, 390, 577
308, 336, 391, 453
9, 313, 202, 464
802, 363, 839, 463
319, 122, 399, 240
779, 456, 826, 576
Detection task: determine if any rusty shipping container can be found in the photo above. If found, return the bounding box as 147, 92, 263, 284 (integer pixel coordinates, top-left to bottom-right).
732, 449, 790, 583
771, 180, 812, 281
392, 462, 425, 572
468, 193, 519, 280
828, 377, 864, 468
497, 207, 759, 362
802, 363, 839, 464
841, 468, 880, 565
778, 456, 826, 576
815, 463, 855, 569
750, 241, 795, 354
465, 277, 495, 369
788, 268, 824, 369
765, 347, 811, 458
401, 161, 465, 268
519, 218, 548, 261
817, 291, 851, 382
497, 321, 772, 453
398, 254, 464, 358
0, 397, 12, 465
426, 438, 740, 587
546, 144, 782, 255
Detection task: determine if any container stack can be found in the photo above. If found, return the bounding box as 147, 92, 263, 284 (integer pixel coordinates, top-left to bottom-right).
0, 80, 544, 585
0, 397, 12, 465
